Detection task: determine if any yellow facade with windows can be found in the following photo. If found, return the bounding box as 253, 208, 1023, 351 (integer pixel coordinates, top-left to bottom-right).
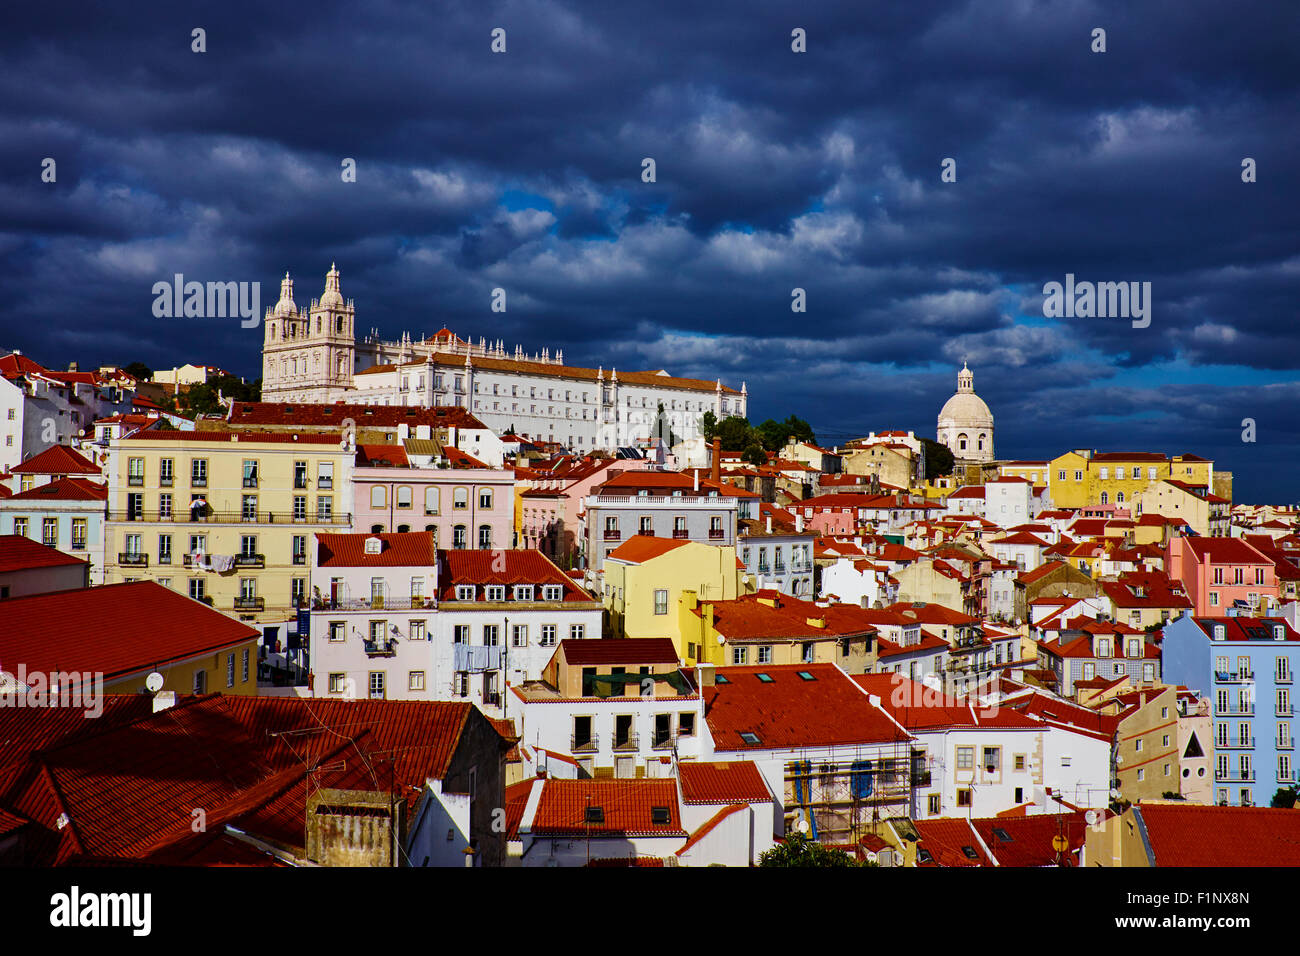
103, 432, 353, 626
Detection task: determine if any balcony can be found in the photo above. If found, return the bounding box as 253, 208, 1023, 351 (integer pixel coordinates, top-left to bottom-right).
708, 529, 725, 540
118, 552, 148, 567
157, 553, 172, 565
311, 596, 436, 611
191, 477, 207, 488
1215, 770, 1255, 783
128, 475, 144, 486
1279, 705, 1295, 717
650, 733, 674, 751
1278, 738, 1294, 751
1215, 671, 1254, 684
612, 733, 639, 752
109, 509, 353, 526
242, 477, 258, 489
234, 553, 265, 569
1278, 672, 1293, 685
363, 639, 397, 658
1221, 705, 1255, 716
1220, 737, 1255, 749
1279, 771, 1297, 784
292, 553, 307, 566
571, 733, 599, 753
603, 530, 622, 541
159, 475, 173, 487
233, 596, 265, 612
637, 528, 654, 537
318, 478, 333, 490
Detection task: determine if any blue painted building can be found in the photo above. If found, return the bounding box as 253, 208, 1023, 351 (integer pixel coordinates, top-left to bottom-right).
1161, 611, 1299, 807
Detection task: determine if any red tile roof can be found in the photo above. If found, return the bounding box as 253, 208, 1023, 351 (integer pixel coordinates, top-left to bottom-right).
699, 593, 882, 641
970, 812, 1094, 866
0, 581, 257, 681
1135, 804, 1300, 867
528, 779, 685, 837
356, 444, 409, 467
703, 663, 910, 751
437, 550, 594, 602
0, 535, 87, 574
126, 430, 343, 444
678, 761, 772, 804
559, 638, 679, 666
229, 401, 487, 430
605, 536, 691, 563
914, 818, 995, 867
9, 446, 99, 476
1190, 617, 1300, 643
853, 675, 1041, 730
1182, 537, 1270, 565
7, 477, 107, 502
315, 532, 438, 567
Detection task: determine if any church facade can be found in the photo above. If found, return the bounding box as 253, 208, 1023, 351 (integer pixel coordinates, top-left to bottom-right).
260, 267, 748, 450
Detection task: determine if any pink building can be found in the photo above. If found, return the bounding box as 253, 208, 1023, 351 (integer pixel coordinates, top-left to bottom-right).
519, 457, 652, 565
1166, 536, 1278, 616
352, 459, 514, 551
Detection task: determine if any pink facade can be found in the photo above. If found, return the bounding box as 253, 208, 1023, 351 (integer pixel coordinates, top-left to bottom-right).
520, 459, 652, 564
352, 465, 514, 550
1167, 536, 1278, 616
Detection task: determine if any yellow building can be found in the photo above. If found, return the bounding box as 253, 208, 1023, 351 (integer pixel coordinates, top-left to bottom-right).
997, 460, 1050, 486
1046, 451, 1216, 512
679, 590, 877, 670
894, 556, 966, 613
103, 430, 354, 629
1133, 480, 1230, 538
601, 537, 746, 657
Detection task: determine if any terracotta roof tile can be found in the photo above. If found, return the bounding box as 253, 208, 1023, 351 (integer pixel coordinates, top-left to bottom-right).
678, 761, 772, 804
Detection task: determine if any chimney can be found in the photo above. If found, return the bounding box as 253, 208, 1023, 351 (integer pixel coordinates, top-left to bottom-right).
796, 514, 804, 534
766, 515, 772, 534
698, 663, 715, 688
711, 438, 721, 485
693, 470, 699, 492
153, 690, 177, 713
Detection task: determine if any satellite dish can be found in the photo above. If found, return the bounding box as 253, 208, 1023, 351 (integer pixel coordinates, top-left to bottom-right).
1085, 810, 1099, 826
145, 671, 165, 693
716, 634, 725, 645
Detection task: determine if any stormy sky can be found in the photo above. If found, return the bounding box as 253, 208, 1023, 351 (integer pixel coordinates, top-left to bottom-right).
1, 0, 1297, 500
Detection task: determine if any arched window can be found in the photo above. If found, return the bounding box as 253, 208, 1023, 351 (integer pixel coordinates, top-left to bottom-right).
396, 486, 412, 509
453, 525, 467, 549
370, 524, 384, 533
478, 525, 492, 549
1100, 492, 1109, 505
958, 433, 968, 451
370, 486, 386, 508
978, 434, 985, 451
1116, 491, 1125, 504
453, 488, 468, 510
424, 487, 439, 514
397, 524, 410, 533
336, 316, 344, 334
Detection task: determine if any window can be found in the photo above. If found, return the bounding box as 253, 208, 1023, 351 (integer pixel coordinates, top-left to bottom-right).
732, 646, 748, 665
956, 747, 974, 770
193, 670, 207, 694
455, 585, 475, 601
479, 489, 493, 509
424, 487, 439, 514
293, 496, 307, 520
409, 671, 425, 691
454, 625, 470, 644
478, 525, 492, 549
396, 486, 412, 509
956, 789, 972, 807
512, 624, 528, 647
410, 620, 426, 641
370, 486, 386, 508
317, 495, 332, 520
294, 461, 308, 489
758, 645, 772, 664
540, 625, 557, 646
158, 534, 172, 564
982, 747, 1001, 772
514, 585, 534, 601
191, 459, 207, 487
570, 624, 586, 640
11, 517, 27, 538
318, 462, 333, 489
654, 589, 668, 615
128, 457, 145, 486
71, 518, 87, 550
483, 625, 499, 647
543, 585, 563, 601
453, 488, 468, 510
41, 518, 58, 547
1014, 754, 1026, 771
369, 672, 386, 700
453, 525, 467, 549
226, 653, 236, 688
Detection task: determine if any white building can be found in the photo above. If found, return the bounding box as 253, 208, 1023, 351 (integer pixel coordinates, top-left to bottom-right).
308, 533, 600, 715
936, 363, 994, 465
258, 268, 748, 451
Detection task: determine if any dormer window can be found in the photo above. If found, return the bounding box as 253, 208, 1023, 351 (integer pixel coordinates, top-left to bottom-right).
364, 537, 383, 555
455, 585, 475, 601
485, 585, 505, 602
1214, 624, 1226, 640
543, 585, 563, 602
514, 585, 534, 601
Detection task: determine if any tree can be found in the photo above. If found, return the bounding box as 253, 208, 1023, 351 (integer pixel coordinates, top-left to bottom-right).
754, 415, 816, 452
759, 832, 865, 868
919, 437, 955, 481
741, 443, 767, 467
123, 361, 152, 381
1271, 786, 1299, 808
699, 410, 719, 441
716, 415, 753, 451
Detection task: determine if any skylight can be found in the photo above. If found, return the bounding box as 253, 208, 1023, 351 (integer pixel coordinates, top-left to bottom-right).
992, 828, 1013, 843
585, 806, 604, 824
650, 807, 670, 825
961, 846, 980, 860
756, 673, 773, 683
715, 675, 730, 684
797, 671, 816, 681
739, 732, 761, 745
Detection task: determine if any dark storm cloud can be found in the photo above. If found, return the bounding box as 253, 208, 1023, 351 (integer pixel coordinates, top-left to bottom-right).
0, 0, 1297, 497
